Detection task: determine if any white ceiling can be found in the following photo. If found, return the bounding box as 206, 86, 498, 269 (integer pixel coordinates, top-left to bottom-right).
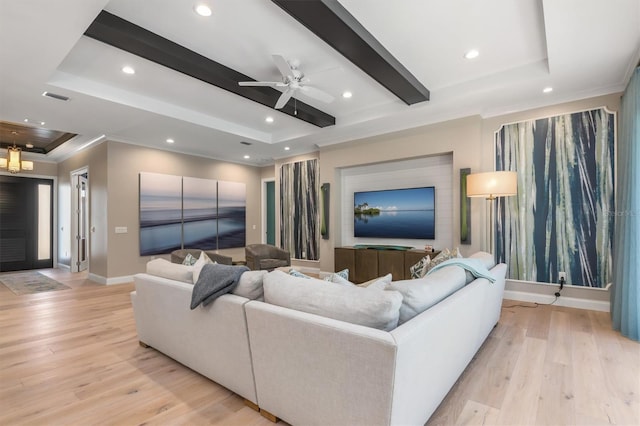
0, 0, 638, 166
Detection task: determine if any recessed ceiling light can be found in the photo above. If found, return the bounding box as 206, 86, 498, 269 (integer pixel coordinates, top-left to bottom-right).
543, 87, 553, 93
122, 65, 135, 75
342, 91, 353, 99
26, 143, 34, 149
284, 146, 290, 151
166, 138, 175, 144
194, 4, 212, 16
464, 49, 479, 60
265, 116, 274, 123
243, 155, 250, 159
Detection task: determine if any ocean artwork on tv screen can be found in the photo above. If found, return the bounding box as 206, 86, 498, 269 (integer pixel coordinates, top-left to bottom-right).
354, 187, 435, 239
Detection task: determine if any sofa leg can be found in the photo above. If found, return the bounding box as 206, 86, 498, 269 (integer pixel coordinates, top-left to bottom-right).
139, 341, 150, 348
260, 409, 279, 423
244, 399, 259, 412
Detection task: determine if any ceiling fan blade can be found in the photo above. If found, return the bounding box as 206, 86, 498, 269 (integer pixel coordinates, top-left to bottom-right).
300, 85, 335, 104
238, 81, 284, 87
275, 88, 295, 109
272, 54, 294, 79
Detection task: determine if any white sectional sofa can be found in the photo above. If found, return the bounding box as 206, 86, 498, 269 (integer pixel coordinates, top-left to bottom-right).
131, 254, 507, 425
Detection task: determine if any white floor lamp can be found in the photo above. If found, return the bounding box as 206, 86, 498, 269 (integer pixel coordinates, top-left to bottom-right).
466, 171, 517, 255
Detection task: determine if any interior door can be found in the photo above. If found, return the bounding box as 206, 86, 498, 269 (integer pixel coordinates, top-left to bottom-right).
77, 174, 88, 271
0, 175, 53, 272
71, 173, 89, 272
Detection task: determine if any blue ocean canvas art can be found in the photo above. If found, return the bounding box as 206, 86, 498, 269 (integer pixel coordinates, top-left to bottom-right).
183, 177, 217, 250
139, 172, 183, 255
217, 181, 246, 249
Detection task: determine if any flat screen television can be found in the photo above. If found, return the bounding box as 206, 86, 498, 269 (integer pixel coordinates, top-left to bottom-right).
354, 186, 435, 239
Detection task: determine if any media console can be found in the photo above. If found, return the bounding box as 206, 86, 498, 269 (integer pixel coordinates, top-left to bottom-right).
335, 246, 440, 283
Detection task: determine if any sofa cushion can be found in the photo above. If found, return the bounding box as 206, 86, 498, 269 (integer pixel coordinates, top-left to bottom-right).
146, 258, 194, 284
264, 270, 403, 331
233, 270, 268, 300
388, 265, 467, 324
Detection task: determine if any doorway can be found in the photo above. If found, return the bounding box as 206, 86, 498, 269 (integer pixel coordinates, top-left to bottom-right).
0, 175, 54, 271
71, 168, 89, 272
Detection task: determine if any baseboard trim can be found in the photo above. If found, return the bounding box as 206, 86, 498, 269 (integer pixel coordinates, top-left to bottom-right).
503, 290, 610, 312
88, 273, 134, 285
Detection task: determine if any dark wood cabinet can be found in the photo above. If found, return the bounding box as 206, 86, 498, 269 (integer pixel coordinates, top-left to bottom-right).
335, 247, 439, 283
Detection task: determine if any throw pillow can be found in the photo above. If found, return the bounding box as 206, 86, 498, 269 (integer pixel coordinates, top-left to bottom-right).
422, 248, 459, 275
192, 251, 215, 284
232, 270, 267, 300
469, 251, 496, 270
387, 266, 467, 324
409, 255, 431, 279
182, 253, 198, 266
357, 273, 392, 290
323, 269, 351, 285
264, 270, 403, 331
289, 269, 312, 279
146, 258, 194, 284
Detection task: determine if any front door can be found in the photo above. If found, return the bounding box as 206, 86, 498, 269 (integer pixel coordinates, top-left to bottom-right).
0, 175, 54, 271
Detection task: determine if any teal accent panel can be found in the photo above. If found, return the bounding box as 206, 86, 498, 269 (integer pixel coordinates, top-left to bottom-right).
266, 181, 276, 245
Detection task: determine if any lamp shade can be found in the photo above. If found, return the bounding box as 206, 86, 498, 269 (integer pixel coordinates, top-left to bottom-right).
466, 171, 517, 199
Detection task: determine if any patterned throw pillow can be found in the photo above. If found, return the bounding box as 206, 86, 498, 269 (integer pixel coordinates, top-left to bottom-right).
182, 253, 198, 266
410, 256, 431, 279
422, 248, 462, 275
324, 268, 349, 282
289, 269, 312, 279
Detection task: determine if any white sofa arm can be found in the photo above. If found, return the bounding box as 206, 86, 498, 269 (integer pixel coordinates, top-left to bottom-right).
245, 301, 397, 426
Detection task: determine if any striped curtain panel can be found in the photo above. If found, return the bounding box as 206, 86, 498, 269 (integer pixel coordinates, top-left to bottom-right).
280, 159, 319, 260
495, 108, 615, 287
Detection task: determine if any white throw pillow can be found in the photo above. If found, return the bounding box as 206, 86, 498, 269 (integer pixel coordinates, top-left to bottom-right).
146, 258, 194, 284
192, 252, 215, 284
357, 273, 393, 290
388, 265, 467, 324
469, 251, 496, 270
264, 270, 403, 331
232, 270, 267, 300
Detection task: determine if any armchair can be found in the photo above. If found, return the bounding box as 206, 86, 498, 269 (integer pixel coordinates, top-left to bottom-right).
245, 244, 291, 271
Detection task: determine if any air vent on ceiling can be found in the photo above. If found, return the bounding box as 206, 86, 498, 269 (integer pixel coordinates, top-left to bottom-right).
240, 141, 252, 145
42, 91, 70, 101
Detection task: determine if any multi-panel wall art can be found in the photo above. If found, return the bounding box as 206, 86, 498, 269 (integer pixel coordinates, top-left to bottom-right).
280, 159, 319, 260
139, 172, 246, 255
495, 107, 615, 287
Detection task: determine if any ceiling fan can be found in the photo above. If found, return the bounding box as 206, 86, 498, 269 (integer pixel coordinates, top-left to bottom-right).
238, 55, 335, 110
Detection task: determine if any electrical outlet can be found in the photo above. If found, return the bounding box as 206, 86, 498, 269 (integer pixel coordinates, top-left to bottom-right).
559, 272, 566, 282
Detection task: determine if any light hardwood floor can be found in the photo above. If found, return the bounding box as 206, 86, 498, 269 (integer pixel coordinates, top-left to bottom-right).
1, 269, 638, 425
